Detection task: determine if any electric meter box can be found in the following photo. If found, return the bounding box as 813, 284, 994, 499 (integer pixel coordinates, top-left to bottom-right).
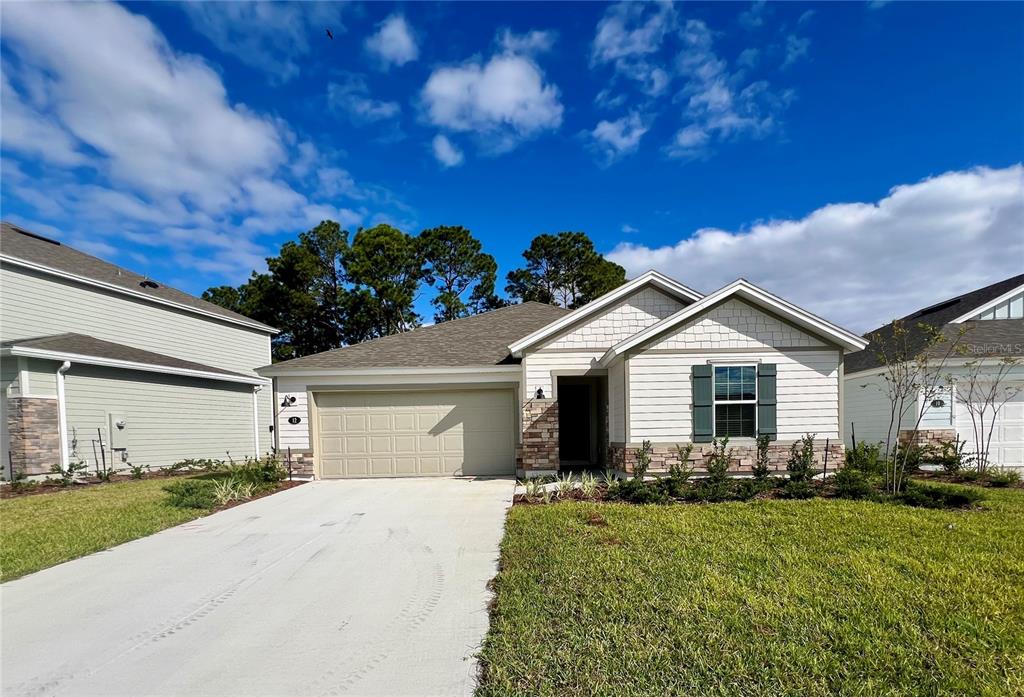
108, 414, 128, 450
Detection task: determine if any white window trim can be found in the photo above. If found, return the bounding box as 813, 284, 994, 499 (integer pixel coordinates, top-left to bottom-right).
712, 364, 758, 439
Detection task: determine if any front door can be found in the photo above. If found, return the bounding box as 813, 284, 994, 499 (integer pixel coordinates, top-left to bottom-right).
558, 382, 592, 463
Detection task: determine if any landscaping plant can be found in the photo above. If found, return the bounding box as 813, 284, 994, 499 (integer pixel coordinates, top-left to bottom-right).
49, 459, 88, 487
782, 434, 817, 499
987, 468, 1021, 488
753, 434, 772, 481
163, 479, 217, 509
899, 481, 984, 509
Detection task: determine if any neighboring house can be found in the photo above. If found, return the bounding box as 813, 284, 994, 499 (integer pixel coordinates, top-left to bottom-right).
0, 223, 277, 477
844, 274, 1024, 468
259, 271, 867, 479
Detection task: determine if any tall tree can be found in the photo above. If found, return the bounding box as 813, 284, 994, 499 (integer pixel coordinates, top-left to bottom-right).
418, 225, 502, 322
505, 231, 626, 308
343, 224, 424, 335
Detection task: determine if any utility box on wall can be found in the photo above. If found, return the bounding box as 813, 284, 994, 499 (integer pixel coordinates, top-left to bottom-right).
108, 413, 128, 450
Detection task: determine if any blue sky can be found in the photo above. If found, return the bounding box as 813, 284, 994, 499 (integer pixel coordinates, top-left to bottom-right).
2, 1, 1022, 331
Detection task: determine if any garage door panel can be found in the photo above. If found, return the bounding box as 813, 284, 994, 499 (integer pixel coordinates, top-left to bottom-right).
956, 383, 1024, 468
316, 389, 514, 478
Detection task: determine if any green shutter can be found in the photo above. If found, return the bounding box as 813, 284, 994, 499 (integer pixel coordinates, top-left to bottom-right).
757, 363, 777, 440
692, 364, 713, 443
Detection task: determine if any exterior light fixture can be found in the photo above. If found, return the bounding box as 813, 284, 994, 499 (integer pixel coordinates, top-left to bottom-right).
535, 387, 546, 399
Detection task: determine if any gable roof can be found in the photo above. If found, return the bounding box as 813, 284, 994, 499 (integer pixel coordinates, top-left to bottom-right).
598, 279, 869, 366
1, 333, 266, 384
259, 302, 570, 374
845, 273, 1024, 374
0, 222, 277, 334
506, 270, 703, 356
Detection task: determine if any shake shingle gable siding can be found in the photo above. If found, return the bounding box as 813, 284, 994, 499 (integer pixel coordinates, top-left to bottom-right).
262, 302, 570, 371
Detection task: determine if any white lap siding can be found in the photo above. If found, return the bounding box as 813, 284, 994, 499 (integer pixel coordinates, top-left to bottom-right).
628, 350, 841, 442
63, 365, 273, 470
608, 360, 626, 442
523, 351, 605, 398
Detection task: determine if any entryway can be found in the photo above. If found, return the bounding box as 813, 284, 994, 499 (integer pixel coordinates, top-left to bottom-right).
557, 375, 607, 468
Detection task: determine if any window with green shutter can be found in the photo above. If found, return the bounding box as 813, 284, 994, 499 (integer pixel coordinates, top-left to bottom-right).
713, 365, 757, 438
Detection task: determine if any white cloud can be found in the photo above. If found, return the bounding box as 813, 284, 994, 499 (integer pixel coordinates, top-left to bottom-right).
497, 29, 556, 55
782, 35, 811, 69
421, 51, 563, 155
588, 112, 650, 164
606, 165, 1024, 332
591, 2, 676, 96
431, 134, 464, 168
182, 1, 343, 82
668, 20, 793, 159
868, 1, 891, 9
327, 74, 401, 123
737, 48, 760, 69
621, 224, 639, 234
0, 1, 410, 286
738, 1, 768, 30
364, 14, 419, 69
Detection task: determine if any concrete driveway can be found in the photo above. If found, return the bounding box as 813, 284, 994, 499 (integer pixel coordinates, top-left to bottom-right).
1, 478, 514, 697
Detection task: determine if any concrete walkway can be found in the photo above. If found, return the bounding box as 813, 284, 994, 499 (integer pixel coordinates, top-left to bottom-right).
1, 478, 514, 697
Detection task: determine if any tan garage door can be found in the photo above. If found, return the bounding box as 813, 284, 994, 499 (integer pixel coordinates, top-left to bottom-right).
315, 389, 516, 478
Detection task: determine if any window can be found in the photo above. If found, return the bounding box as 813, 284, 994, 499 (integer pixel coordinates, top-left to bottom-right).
713, 365, 756, 438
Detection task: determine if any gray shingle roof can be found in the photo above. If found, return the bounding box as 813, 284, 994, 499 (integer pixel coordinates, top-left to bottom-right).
2, 333, 259, 381
845, 274, 1024, 373
262, 302, 571, 372
0, 222, 276, 333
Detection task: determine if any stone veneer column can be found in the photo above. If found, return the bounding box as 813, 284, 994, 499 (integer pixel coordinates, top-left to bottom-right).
517, 398, 559, 475
611, 440, 845, 476
898, 429, 957, 450
279, 448, 317, 478
6, 397, 61, 476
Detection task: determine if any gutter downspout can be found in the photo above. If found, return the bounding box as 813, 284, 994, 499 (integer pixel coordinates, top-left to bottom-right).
252, 385, 263, 458
56, 361, 71, 470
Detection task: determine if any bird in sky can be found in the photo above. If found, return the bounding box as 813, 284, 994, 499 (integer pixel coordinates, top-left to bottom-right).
325, 28, 334, 40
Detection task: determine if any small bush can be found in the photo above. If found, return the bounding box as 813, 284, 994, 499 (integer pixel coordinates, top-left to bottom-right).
555, 472, 576, 498
732, 479, 762, 501
520, 478, 545, 500
705, 437, 732, 483
781, 480, 816, 499
753, 434, 772, 481
845, 441, 885, 476
835, 468, 875, 500
579, 472, 599, 497
163, 479, 217, 509
212, 477, 257, 506
959, 468, 983, 483
633, 440, 653, 480
894, 441, 925, 472
786, 434, 817, 483
49, 460, 88, 487
607, 478, 668, 504
925, 438, 971, 474
666, 443, 695, 497
987, 469, 1020, 488
899, 482, 983, 509
126, 462, 149, 480
226, 455, 286, 489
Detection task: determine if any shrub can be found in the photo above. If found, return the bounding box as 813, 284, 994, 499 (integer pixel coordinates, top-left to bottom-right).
732, 479, 761, 501
705, 437, 731, 483
667, 443, 695, 497
899, 481, 983, 509
49, 459, 87, 487
845, 441, 885, 476
520, 478, 545, 500
226, 455, 286, 489
781, 480, 816, 499
579, 472, 599, 497
163, 479, 217, 509
835, 468, 875, 500
126, 462, 148, 480
925, 438, 971, 474
987, 469, 1020, 488
894, 441, 925, 472
633, 440, 653, 480
959, 468, 983, 483
753, 434, 772, 481
786, 434, 817, 483
607, 478, 668, 504
212, 477, 257, 506
555, 472, 576, 498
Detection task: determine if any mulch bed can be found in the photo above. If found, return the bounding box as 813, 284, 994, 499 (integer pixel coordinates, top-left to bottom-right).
209, 480, 307, 513
0, 470, 310, 500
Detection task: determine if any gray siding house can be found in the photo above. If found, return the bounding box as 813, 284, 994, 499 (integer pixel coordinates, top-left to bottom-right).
1, 223, 277, 477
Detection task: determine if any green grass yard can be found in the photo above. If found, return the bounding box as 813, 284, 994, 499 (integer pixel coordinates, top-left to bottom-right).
0, 478, 210, 582
478, 487, 1024, 697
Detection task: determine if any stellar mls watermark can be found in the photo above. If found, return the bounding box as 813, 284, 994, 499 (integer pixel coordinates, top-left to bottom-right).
960, 342, 1024, 355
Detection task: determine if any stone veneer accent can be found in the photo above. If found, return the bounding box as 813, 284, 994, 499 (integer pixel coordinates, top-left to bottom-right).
6, 397, 61, 476
609, 439, 845, 476
897, 429, 957, 450
279, 447, 316, 477
517, 398, 559, 472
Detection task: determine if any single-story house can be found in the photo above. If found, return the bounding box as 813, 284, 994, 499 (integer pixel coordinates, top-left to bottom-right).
259, 271, 868, 478
0, 222, 277, 477
844, 274, 1024, 468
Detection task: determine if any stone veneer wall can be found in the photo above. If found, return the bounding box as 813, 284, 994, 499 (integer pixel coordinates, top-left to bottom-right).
609, 439, 845, 476
279, 447, 316, 477
518, 398, 559, 472
6, 397, 61, 476
897, 429, 957, 449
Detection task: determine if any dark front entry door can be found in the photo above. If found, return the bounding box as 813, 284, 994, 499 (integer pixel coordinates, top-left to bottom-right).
558, 383, 592, 462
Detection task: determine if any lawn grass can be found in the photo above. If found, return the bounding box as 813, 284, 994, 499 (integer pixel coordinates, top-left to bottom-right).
478, 486, 1024, 697
0, 478, 210, 582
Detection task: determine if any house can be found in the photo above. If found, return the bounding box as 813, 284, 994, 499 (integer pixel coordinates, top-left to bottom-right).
844, 274, 1024, 467
0, 223, 277, 477
259, 271, 867, 478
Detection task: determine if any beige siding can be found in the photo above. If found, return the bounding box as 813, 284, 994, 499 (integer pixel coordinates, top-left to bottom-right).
541, 287, 685, 350
523, 351, 605, 398
23, 357, 58, 396
277, 378, 312, 450
650, 299, 826, 350
608, 360, 626, 442
63, 365, 273, 470
629, 350, 841, 442
842, 371, 915, 447
1, 265, 270, 374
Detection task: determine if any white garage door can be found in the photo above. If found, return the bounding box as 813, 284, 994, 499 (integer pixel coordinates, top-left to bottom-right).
315, 389, 516, 478
956, 382, 1024, 468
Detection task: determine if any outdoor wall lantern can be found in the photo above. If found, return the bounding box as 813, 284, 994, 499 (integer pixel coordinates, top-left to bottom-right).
535, 387, 546, 399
